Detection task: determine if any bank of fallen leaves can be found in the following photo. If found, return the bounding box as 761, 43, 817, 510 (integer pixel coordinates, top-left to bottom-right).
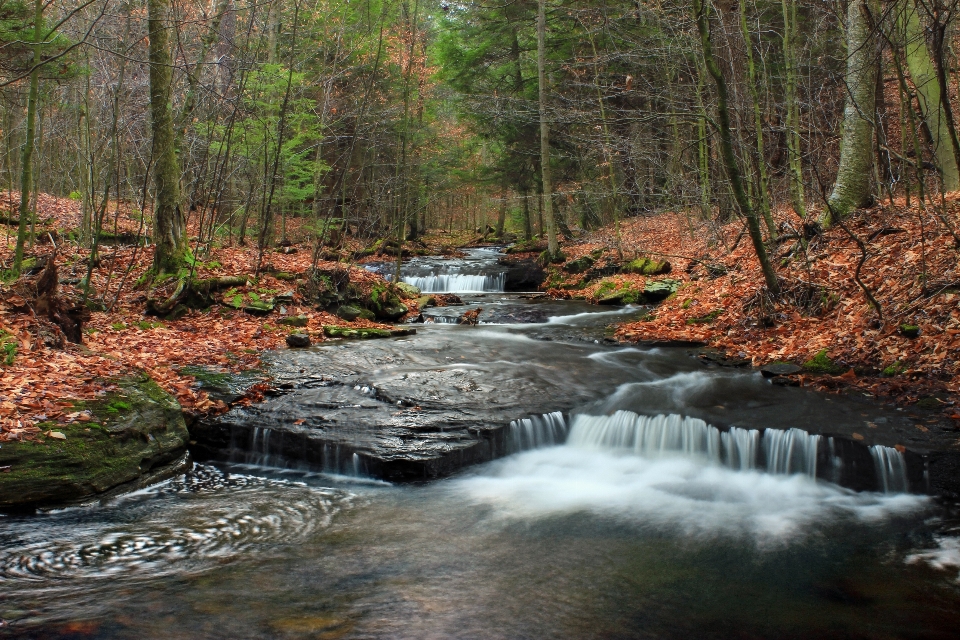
575, 199, 960, 408
0, 194, 399, 442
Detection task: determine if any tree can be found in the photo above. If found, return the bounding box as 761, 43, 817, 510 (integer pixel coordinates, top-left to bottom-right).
148, 0, 186, 275
12, 0, 42, 275
825, 0, 879, 225
536, 0, 558, 258
693, 0, 779, 294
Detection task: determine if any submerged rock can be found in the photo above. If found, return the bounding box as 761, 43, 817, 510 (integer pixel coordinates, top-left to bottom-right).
0, 374, 189, 510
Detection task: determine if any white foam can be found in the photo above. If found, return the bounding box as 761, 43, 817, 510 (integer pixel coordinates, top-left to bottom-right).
906, 536, 960, 581
451, 447, 926, 542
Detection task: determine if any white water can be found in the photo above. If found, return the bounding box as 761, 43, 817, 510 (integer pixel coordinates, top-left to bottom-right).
403, 273, 505, 293
870, 445, 910, 493
506, 412, 567, 453
453, 447, 925, 541
764, 428, 821, 477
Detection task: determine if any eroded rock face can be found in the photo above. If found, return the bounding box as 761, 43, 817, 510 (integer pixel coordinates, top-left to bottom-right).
0, 375, 189, 510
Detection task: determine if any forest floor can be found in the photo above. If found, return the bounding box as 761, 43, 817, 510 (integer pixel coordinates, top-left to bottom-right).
0, 192, 447, 444
539, 198, 960, 424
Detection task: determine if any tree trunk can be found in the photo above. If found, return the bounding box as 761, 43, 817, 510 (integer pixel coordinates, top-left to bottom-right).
781, 0, 806, 217
536, 0, 558, 257
13, 0, 43, 275
904, 1, 960, 191
148, 0, 186, 274
825, 0, 879, 224
693, 0, 780, 294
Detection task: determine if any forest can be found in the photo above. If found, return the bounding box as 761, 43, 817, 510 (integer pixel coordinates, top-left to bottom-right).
3, 1, 960, 635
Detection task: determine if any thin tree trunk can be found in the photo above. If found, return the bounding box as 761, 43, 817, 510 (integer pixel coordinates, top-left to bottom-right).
13, 0, 43, 274
781, 0, 806, 217
693, 0, 780, 294
537, 0, 558, 258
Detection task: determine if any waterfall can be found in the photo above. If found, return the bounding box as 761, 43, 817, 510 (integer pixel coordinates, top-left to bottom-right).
403, 273, 505, 293
247, 427, 275, 466
763, 428, 820, 477
870, 445, 909, 493
507, 412, 568, 453
564, 411, 823, 478
721, 426, 760, 470
567, 412, 723, 463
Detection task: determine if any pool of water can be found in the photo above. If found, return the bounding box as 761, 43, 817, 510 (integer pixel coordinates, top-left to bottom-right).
2, 459, 959, 639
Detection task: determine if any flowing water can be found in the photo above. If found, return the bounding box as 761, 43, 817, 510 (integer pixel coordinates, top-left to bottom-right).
4, 249, 960, 638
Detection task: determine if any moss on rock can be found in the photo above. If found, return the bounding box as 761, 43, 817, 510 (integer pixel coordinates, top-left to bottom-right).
0, 374, 189, 510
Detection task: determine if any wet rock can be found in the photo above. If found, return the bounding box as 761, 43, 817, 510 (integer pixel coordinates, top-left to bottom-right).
499, 258, 546, 291
437, 294, 463, 305
379, 304, 409, 321
279, 315, 309, 327
286, 333, 312, 348
760, 363, 803, 377
417, 295, 437, 308
770, 375, 800, 386
698, 348, 751, 368
0, 375, 189, 510
323, 326, 414, 339
483, 306, 549, 324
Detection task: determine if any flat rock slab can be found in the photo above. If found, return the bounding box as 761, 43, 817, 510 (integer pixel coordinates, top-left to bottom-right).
760, 363, 803, 377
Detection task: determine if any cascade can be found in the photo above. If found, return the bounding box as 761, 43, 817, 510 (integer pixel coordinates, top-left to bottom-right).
506, 412, 568, 453
403, 273, 505, 294
870, 445, 909, 493
762, 428, 821, 477
564, 411, 824, 479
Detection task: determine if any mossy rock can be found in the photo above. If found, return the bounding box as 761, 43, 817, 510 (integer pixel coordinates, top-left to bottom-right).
882, 361, 905, 377
562, 256, 595, 274
643, 279, 681, 302
0, 374, 189, 510
335, 305, 364, 321
899, 324, 921, 339
274, 271, 298, 281
623, 258, 672, 276
323, 326, 393, 340
802, 349, 846, 375
417, 295, 437, 308
279, 315, 309, 327
395, 282, 421, 298
686, 309, 723, 325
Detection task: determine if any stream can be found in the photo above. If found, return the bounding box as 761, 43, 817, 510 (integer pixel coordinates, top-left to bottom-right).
3, 248, 960, 638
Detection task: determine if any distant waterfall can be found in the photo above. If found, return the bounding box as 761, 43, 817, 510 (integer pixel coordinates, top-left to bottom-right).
565, 411, 825, 479
870, 445, 909, 493
403, 273, 505, 293
507, 412, 568, 453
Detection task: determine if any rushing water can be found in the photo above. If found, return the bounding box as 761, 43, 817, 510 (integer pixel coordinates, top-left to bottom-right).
4, 248, 960, 638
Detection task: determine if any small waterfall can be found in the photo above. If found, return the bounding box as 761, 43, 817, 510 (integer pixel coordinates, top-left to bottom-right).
763, 428, 820, 477
870, 445, 909, 493
567, 412, 723, 463
247, 427, 275, 466
721, 426, 760, 470
507, 412, 568, 453
564, 411, 822, 479
403, 273, 505, 293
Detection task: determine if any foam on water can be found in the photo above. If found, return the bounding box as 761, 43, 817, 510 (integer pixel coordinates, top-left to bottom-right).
907, 536, 960, 582
403, 273, 505, 293
451, 447, 926, 541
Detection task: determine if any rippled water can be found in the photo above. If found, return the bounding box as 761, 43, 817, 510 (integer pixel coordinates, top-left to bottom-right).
2, 458, 960, 639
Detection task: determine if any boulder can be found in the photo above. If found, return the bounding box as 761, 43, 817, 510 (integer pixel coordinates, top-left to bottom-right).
335, 305, 364, 321
417, 295, 437, 308
499, 258, 546, 291
279, 315, 309, 327
0, 374, 189, 510
285, 333, 312, 348
563, 256, 595, 274
643, 279, 680, 302
379, 304, 409, 321
395, 282, 421, 298
623, 257, 672, 276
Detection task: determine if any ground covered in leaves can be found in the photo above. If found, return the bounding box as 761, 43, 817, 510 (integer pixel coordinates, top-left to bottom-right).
553, 200, 960, 417
0, 192, 408, 443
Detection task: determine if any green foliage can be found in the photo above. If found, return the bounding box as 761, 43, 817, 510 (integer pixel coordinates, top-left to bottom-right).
686, 309, 723, 325
882, 361, 905, 377
1, 331, 16, 365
